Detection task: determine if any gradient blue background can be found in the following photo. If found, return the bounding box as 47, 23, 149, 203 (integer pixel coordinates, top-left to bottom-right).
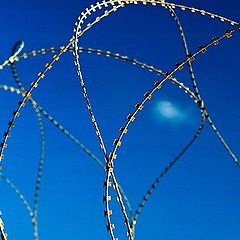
0, 0, 240, 239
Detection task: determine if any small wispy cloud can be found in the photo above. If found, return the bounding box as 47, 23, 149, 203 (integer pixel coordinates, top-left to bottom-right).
154, 100, 191, 125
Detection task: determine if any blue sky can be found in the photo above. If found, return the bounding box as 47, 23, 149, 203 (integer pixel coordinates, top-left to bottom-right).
0, 1, 240, 239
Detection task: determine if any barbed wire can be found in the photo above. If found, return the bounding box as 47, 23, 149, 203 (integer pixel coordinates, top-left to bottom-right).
0, 1, 239, 239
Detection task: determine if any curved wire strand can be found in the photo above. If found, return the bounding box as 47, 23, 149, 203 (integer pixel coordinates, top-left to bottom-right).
0, 173, 33, 218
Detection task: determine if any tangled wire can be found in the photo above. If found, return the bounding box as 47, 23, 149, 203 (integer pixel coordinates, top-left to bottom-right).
0, 1, 239, 239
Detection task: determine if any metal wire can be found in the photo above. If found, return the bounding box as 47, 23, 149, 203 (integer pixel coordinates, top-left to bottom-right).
0, 1, 239, 239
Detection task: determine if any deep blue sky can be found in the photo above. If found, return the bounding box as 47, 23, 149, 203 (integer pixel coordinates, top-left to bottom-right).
0, 1, 240, 239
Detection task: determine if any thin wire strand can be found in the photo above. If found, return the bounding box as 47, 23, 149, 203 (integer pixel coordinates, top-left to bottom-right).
0, 173, 33, 217
0, 214, 7, 240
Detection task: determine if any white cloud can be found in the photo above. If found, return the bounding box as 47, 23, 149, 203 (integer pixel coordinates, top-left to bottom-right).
154, 100, 188, 124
